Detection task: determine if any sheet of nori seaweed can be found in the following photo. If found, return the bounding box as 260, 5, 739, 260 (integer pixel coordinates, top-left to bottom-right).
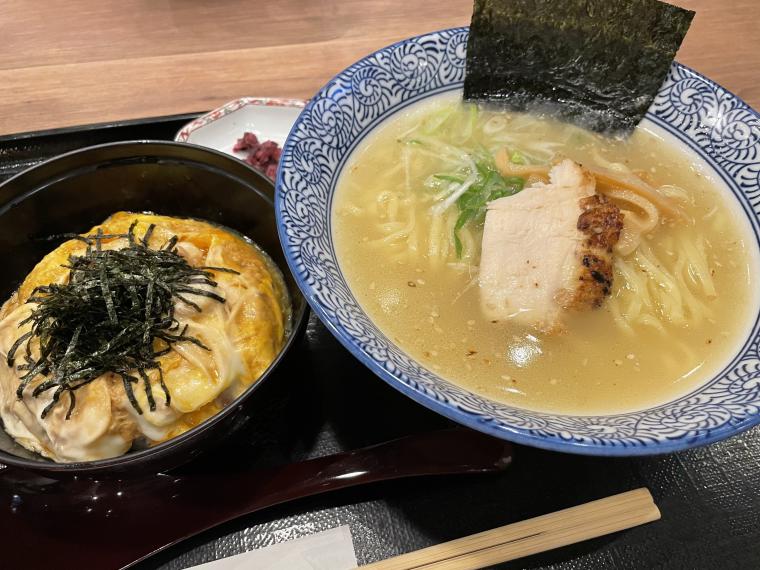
463, 0, 694, 133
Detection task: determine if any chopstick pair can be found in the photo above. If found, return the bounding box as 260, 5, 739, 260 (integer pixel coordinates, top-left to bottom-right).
362, 488, 660, 570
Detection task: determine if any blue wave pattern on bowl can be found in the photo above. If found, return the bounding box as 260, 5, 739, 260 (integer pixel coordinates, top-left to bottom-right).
276, 28, 760, 455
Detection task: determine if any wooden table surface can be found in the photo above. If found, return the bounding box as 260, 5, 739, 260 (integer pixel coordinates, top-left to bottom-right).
0, 0, 757, 136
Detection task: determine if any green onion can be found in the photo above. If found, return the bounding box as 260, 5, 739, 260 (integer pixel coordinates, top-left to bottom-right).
421, 105, 455, 135
452, 160, 525, 258
433, 174, 466, 184
510, 150, 527, 164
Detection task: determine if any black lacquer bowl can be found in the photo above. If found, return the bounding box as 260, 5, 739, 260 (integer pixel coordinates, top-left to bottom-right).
0, 141, 307, 476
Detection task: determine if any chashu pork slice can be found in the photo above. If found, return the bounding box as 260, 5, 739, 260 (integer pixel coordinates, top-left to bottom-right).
479, 159, 623, 333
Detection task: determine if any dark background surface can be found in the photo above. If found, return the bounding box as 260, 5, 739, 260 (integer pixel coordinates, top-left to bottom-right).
1, 119, 759, 570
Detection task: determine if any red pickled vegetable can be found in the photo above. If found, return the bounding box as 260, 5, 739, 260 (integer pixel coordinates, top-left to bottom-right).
233, 132, 282, 180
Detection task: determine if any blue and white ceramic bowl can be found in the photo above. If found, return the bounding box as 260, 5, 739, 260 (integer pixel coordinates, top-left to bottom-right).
275, 28, 760, 455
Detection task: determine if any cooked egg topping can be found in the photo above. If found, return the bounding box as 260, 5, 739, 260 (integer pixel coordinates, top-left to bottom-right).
0, 213, 290, 462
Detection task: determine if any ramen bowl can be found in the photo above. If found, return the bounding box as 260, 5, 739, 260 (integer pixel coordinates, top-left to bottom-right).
0, 141, 307, 475
275, 28, 760, 456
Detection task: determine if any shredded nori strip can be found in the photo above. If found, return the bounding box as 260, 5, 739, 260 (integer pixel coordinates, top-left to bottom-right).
6, 221, 239, 419
464, 0, 694, 133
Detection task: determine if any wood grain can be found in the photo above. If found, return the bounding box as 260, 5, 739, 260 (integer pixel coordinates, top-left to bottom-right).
362, 489, 660, 569
0, 0, 757, 135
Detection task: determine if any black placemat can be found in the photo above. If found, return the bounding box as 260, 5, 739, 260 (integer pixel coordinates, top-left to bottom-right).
1, 120, 759, 570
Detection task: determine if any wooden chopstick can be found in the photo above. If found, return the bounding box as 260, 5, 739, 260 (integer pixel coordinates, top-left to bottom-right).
361, 488, 660, 570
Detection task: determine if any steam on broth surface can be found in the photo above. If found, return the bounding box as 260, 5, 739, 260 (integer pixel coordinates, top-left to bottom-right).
333, 93, 757, 415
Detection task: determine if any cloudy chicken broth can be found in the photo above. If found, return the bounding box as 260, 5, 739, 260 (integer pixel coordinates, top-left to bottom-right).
333, 94, 756, 415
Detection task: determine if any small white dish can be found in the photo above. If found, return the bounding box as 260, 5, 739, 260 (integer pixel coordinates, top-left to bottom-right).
175, 97, 306, 157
